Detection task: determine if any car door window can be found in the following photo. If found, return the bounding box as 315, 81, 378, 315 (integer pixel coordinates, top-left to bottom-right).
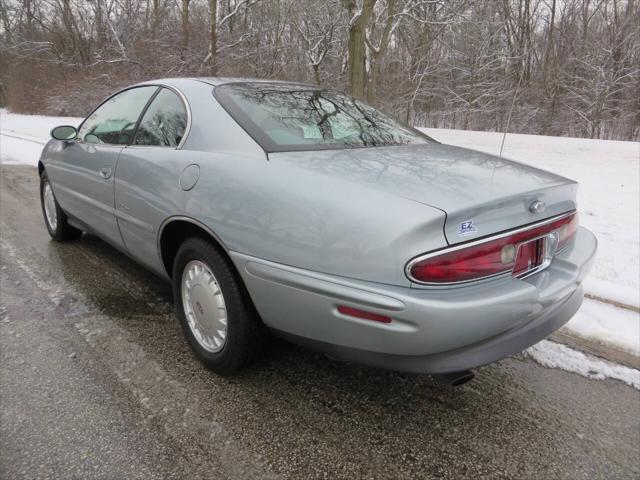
133, 88, 188, 147
78, 86, 158, 145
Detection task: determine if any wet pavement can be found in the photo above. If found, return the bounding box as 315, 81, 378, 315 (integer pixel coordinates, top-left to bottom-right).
1, 165, 639, 479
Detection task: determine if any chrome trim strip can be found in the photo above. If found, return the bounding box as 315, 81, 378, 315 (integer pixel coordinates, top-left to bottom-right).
172, 85, 192, 150
405, 210, 577, 286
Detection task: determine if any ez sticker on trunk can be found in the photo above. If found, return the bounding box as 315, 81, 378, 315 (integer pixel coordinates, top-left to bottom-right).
457, 220, 478, 237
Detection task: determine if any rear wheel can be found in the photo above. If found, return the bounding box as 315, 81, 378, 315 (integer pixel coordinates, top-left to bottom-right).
40, 170, 82, 241
172, 237, 263, 375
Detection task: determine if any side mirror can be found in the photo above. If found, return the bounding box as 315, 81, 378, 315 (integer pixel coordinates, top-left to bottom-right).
51, 125, 78, 141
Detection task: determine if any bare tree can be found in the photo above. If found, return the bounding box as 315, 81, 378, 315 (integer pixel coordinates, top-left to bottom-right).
294, 0, 340, 84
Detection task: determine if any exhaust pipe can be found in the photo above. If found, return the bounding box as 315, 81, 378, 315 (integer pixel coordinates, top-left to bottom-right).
433, 370, 475, 387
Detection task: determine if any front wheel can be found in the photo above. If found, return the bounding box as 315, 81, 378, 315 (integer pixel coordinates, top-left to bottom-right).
172, 237, 264, 375
40, 170, 82, 241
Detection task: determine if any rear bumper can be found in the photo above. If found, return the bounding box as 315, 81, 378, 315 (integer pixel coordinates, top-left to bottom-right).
232, 227, 597, 373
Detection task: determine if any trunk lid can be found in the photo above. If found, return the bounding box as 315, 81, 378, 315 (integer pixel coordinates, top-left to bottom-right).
269, 143, 577, 245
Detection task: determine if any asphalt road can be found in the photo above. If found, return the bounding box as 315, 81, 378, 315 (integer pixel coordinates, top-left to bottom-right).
1, 164, 639, 479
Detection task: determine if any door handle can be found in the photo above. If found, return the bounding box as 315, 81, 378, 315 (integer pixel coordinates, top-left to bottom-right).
99, 167, 112, 179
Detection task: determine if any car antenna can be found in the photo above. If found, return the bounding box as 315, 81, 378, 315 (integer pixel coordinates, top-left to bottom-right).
499, 71, 524, 158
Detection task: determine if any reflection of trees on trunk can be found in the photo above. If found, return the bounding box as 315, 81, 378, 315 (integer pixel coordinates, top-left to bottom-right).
224, 84, 426, 149
294, 143, 557, 203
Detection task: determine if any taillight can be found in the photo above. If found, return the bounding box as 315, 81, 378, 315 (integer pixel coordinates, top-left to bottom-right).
407, 212, 578, 284
557, 212, 579, 249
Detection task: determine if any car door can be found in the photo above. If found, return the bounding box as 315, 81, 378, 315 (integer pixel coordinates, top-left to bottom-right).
114, 87, 190, 273
48, 86, 159, 248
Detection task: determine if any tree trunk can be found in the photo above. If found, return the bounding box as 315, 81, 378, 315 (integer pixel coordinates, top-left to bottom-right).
342, 0, 376, 100
312, 64, 321, 84
542, 0, 556, 135
152, 0, 161, 37
94, 0, 108, 49
367, 0, 395, 104
209, 0, 218, 75
181, 0, 191, 60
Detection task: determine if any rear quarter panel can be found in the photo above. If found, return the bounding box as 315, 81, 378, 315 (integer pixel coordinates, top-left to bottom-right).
187, 154, 447, 286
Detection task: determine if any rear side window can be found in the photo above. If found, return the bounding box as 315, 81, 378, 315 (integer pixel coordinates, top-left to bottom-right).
133, 88, 188, 147
78, 86, 158, 145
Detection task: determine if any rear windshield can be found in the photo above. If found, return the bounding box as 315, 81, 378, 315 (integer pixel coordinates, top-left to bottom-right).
214, 83, 432, 152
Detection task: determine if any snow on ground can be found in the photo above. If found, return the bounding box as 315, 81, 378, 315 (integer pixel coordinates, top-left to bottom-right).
0, 109, 83, 140
0, 110, 82, 165
565, 297, 639, 355
0, 133, 45, 165
1, 109, 638, 360
527, 340, 640, 390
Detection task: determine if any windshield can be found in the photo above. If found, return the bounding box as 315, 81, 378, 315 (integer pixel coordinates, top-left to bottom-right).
214, 83, 433, 152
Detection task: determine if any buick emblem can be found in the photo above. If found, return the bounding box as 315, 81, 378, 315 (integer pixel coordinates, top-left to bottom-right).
529, 200, 546, 213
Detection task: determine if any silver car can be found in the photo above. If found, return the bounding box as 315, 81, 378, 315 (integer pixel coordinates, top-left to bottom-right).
39, 78, 597, 384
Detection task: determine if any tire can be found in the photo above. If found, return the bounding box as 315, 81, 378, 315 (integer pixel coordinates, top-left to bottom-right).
40, 170, 83, 241
172, 237, 264, 375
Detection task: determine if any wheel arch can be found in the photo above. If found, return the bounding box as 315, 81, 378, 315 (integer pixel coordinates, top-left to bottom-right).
38, 161, 45, 176
157, 216, 233, 279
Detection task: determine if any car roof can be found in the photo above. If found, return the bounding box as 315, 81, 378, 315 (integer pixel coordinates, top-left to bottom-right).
194, 77, 315, 87
137, 77, 316, 89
